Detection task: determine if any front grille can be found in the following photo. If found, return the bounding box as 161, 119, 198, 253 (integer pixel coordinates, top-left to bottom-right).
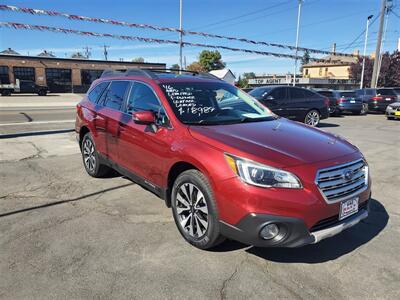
310, 200, 369, 232
315, 159, 368, 203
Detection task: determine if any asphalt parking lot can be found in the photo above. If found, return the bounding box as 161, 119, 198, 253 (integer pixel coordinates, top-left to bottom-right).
0, 114, 399, 299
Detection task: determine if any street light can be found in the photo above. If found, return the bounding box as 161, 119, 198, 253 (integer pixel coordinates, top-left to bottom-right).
293, 0, 303, 86
360, 15, 373, 89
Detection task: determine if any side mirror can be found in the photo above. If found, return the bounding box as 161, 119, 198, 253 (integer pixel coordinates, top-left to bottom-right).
132, 111, 155, 125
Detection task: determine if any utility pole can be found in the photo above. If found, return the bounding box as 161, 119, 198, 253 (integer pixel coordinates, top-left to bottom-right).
360, 15, 373, 89
370, 0, 387, 88
103, 45, 110, 61
83, 46, 92, 59
376, 0, 392, 86
179, 0, 183, 72
293, 0, 303, 86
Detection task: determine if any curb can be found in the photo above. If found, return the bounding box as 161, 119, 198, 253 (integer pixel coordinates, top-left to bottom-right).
0, 129, 75, 139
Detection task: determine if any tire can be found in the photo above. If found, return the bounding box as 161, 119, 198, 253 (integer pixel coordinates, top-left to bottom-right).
81, 132, 112, 178
304, 109, 320, 127
38, 90, 47, 96
171, 169, 225, 250
387, 116, 395, 120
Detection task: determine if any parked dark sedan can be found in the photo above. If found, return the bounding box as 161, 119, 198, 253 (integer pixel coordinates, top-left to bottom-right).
249, 86, 329, 126
316, 90, 365, 115
355, 88, 398, 113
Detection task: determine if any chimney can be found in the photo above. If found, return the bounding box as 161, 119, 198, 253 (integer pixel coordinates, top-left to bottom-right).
332, 43, 336, 54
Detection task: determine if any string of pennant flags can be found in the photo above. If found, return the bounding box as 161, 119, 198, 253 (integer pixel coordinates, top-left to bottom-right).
0, 21, 348, 64
0, 4, 359, 58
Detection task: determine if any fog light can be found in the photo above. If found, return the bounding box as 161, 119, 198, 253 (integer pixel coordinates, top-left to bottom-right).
260, 223, 279, 240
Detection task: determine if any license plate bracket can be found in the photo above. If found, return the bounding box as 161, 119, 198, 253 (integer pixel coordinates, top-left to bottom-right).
339, 197, 359, 220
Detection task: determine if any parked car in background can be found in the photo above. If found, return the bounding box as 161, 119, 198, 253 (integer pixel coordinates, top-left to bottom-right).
317, 90, 365, 115
385, 102, 400, 120
313, 89, 338, 115
0, 79, 48, 96
355, 88, 398, 113
16, 80, 49, 96
249, 86, 329, 126
76, 68, 371, 250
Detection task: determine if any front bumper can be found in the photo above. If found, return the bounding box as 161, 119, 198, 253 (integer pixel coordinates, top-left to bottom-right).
220, 200, 370, 248
385, 106, 400, 118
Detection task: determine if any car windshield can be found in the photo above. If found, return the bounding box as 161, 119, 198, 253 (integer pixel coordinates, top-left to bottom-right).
159, 82, 275, 125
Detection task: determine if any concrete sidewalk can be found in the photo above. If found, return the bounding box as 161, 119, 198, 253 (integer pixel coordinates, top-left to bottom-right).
0, 94, 82, 108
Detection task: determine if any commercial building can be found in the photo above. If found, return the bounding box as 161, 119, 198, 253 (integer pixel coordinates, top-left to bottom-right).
0, 51, 166, 93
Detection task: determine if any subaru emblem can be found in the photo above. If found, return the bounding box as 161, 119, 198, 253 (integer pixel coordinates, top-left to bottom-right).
343, 169, 354, 180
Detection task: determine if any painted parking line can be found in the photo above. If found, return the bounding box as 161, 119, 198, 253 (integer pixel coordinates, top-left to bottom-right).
0, 120, 75, 126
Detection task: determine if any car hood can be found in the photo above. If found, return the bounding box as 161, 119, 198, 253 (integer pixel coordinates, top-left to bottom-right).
189, 118, 358, 168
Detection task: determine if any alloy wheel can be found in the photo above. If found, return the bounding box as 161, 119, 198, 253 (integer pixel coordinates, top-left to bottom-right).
305, 110, 320, 126
83, 138, 96, 173
176, 183, 209, 238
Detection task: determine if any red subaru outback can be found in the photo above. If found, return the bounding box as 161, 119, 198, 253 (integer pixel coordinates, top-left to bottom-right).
75, 69, 371, 250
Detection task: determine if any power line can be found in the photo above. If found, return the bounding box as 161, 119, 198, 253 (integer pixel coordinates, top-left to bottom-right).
341, 14, 379, 51
0, 21, 347, 63
0, 4, 359, 57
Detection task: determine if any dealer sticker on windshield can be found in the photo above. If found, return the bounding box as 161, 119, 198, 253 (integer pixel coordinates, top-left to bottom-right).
339, 197, 359, 220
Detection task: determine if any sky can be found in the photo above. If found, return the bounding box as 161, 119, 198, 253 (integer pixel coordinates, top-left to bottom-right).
0, 0, 399, 76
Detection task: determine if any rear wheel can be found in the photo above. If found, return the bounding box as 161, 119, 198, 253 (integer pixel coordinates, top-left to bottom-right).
171, 170, 224, 250
81, 132, 112, 177
304, 109, 320, 127
38, 90, 47, 96
1, 90, 11, 96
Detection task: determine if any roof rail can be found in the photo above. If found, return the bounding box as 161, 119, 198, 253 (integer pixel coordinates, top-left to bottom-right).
100, 68, 222, 81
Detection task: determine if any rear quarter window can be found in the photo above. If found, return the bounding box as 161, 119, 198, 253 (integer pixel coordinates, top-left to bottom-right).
88, 81, 109, 103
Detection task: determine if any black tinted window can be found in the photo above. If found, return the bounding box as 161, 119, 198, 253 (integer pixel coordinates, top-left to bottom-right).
249, 87, 271, 98
88, 81, 109, 103
377, 89, 396, 96
304, 89, 318, 98
269, 88, 286, 100
103, 81, 129, 110
318, 91, 333, 97
338, 91, 356, 98
289, 88, 305, 99
127, 82, 161, 113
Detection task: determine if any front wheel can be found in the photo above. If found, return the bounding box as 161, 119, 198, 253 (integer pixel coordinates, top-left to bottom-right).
304, 109, 320, 127
171, 170, 224, 250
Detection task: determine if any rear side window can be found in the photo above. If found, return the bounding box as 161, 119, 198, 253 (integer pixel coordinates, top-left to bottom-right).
103, 81, 129, 110
289, 88, 305, 99
249, 87, 270, 98
88, 81, 109, 103
318, 91, 333, 97
377, 88, 396, 96
304, 89, 319, 98
269, 87, 286, 100
126, 82, 161, 114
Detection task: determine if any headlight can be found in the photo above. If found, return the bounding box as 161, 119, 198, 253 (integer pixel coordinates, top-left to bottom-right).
225, 154, 302, 189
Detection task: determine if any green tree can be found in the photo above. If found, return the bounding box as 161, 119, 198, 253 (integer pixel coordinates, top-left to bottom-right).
242, 72, 256, 79
186, 62, 205, 72
170, 63, 180, 70
132, 57, 145, 63
236, 75, 248, 88
199, 50, 225, 72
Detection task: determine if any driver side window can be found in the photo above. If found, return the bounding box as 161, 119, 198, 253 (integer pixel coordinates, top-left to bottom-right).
269, 88, 286, 100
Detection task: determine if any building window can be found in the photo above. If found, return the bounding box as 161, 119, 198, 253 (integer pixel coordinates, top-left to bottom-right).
0, 66, 10, 84
45, 68, 72, 92
13, 67, 35, 82
305, 69, 309, 76
81, 69, 104, 85
319, 68, 322, 76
